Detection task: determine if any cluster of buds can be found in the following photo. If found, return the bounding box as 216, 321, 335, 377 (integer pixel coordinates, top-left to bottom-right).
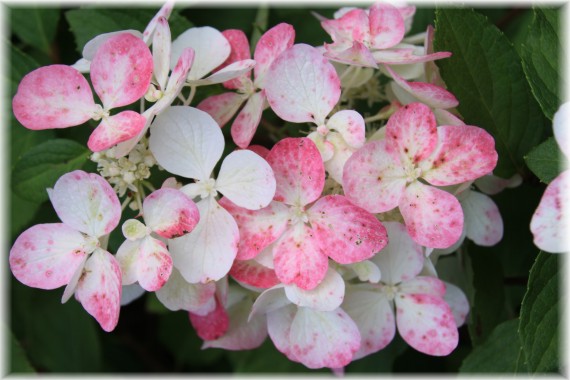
10, 1, 562, 372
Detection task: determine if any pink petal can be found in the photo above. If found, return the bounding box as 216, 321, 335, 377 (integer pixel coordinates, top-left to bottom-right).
81, 30, 143, 62
230, 91, 265, 148
87, 111, 146, 152
273, 223, 329, 290
370, 221, 424, 285
530, 170, 570, 253
203, 296, 267, 350
215, 149, 276, 210
323, 41, 379, 68
342, 140, 407, 213
189, 296, 229, 340
266, 137, 325, 206
155, 268, 217, 313
398, 276, 447, 298
9, 223, 89, 290
171, 26, 230, 81
385, 65, 458, 109
288, 307, 361, 369
75, 249, 122, 332
219, 197, 289, 261
191, 59, 256, 86
368, 3, 405, 49
462, 190, 503, 246
265, 44, 340, 125
169, 198, 239, 283
267, 304, 299, 362
326, 110, 365, 149
248, 145, 270, 159
48, 170, 121, 237
374, 49, 452, 65
399, 182, 464, 249
143, 188, 200, 239
136, 236, 173, 291
395, 293, 458, 356
219, 29, 252, 90
91, 33, 153, 109
422, 125, 499, 186
343, 287, 395, 360
12, 65, 98, 130
149, 106, 224, 181
386, 102, 438, 166
554, 102, 570, 158
253, 23, 295, 88
230, 259, 281, 289
308, 195, 388, 264
152, 17, 171, 90
321, 8, 369, 44
197, 92, 245, 128
443, 282, 469, 327
142, 0, 174, 43
284, 268, 345, 311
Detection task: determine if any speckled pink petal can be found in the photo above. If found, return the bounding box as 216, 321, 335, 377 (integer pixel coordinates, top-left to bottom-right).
136, 236, 172, 291
10, 223, 89, 290
368, 3, 405, 49
88, 111, 147, 152
321, 8, 369, 44
216, 149, 276, 210
370, 222, 424, 285
169, 197, 239, 283
308, 195, 388, 264
203, 296, 267, 350
266, 137, 325, 206
265, 44, 341, 125
253, 23, 295, 88
343, 287, 395, 360
48, 170, 121, 237
81, 30, 143, 62
219, 197, 288, 260
197, 92, 245, 128
398, 276, 447, 298
152, 17, 171, 90
149, 106, 224, 181
155, 268, 216, 313
75, 249, 122, 332
170, 27, 230, 81
143, 188, 200, 239
399, 182, 464, 249
189, 296, 229, 340
395, 292, 458, 356
323, 41, 378, 68
267, 304, 299, 362
12, 65, 98, 130
191, 59, 255, 86
462, 190, 503, 246
91, 33, 153, 109
385, 65, 458, 109
219, 29, 251, 90
273, 223, 329, 290
530, 170, 570, 253
422, 125, 498, 186
443, 282, 469, 327
231, 91, 265, 148
230, 259, 280, 289
288, 307, 361, 369
386, 102, 438, 166
326, 110, 365, 149
284, 268, 345, 311
374, 49, 452, 65
142, 0, 174, 43
342, 140, 407, 213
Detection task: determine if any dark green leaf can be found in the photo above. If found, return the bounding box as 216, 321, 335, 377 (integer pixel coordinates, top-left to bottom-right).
7, 327, 35, 373
10, 192, 40, 240
519, 252, 560, 373
460, 319, 525, 373
521, 8, 562, 120
434, 8, 547, 178
8, 42, 41, 97
12, 139, 90, 203
525, 137, 565, 184
145, 292, 170, 314
10, 7, 60, 55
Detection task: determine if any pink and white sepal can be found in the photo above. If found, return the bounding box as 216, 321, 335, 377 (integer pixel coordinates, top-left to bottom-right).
148, 106, 277, 284
116, 187, 200, 292
9, 170, 123, 332
13, 33, 153, 153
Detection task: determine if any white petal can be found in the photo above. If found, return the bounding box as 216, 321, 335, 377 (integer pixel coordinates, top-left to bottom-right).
250, 284, 288, 319
284, 268, 345, 311
347, 260, 381, 283
81, 30, 143, 61
115, 239, 141, 286
215, 150, 276, 210
120, 283, 146, 306
443, 282, 469, 327
155, 267, 216, 313
267, 304, 299, 362
149, 106, 224, 181
152, 16, 171, 90
326, 110, 365, 149
553, 102, 570, 159
189, 59, 255, 86
462, 190, 503, 246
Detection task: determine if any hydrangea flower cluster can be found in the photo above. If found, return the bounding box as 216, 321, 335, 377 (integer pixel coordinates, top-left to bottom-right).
13, 1, 561, 371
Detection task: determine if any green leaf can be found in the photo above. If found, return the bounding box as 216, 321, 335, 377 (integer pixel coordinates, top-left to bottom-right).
519, 252, 560, 373
65, 7, 192, 52
7, 327, 35, 373
434, 8, 547, 178
12, 139, 91, 203
525, 137, 565, 184
8, 42, 41, 97
521, 8, 562, 120
10, 7, 60, 55
145, 292, 170, 314
460, 319, 526, 373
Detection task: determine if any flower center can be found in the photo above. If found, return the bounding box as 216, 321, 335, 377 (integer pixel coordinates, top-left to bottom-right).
84, 235, 101, 254
404, 164, 422, 184
196, 178, 218, 199
91, 104, 110, 121
289, 204, 309, 225
381, 284, 399, 301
